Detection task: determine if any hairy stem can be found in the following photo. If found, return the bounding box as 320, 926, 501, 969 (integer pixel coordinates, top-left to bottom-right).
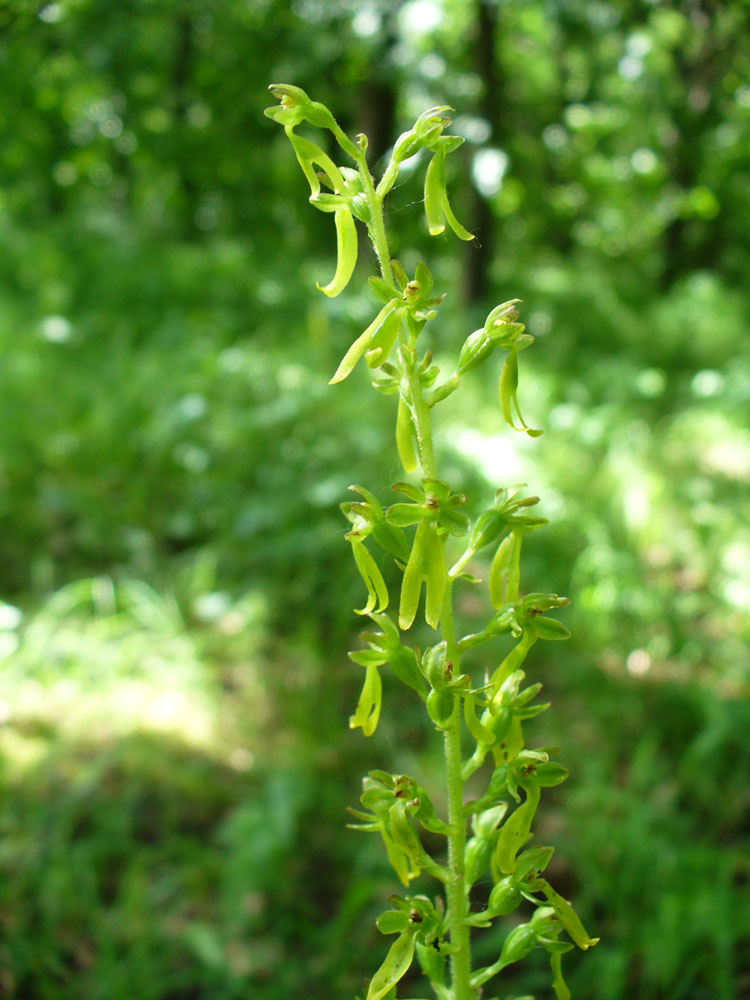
442, 584, 473, 1000
356, 153, 394, 288
362, 142, 472, 1000
403, 352, 437, 480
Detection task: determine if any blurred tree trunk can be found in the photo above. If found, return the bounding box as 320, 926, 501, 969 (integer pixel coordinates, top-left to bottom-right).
661, 0, 723, 287
172, 3, 198, 235
356, 3, 402, 171
465, 0, 501, 303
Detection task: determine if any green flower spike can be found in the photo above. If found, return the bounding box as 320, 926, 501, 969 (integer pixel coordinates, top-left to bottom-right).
269, 86, 595, 1000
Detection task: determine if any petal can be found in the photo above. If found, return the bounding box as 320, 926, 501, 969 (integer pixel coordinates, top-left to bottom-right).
329, 299, 399, 383
351, 541, 389, 615
423, 148, 446, 236
317, 206, 358, 299
349, 662, 382, 737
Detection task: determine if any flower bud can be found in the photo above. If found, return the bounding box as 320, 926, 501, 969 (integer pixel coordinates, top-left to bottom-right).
488, 876, 523, 916
421, 641, 448, 688
426, 688, 454, 728
457, 328, 493, 375
266, 83, 337, 130
484, 298, 521, 329
499, 921, 537, 966
469, 508, 506, 552
391, 129, 420, 164
464, 835, 494, 888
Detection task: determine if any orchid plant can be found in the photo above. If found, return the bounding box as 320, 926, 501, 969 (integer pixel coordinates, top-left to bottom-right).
265, 84, 598, 1000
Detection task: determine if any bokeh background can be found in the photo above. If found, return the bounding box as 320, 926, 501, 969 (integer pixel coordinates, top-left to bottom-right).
0, 0, 749, 997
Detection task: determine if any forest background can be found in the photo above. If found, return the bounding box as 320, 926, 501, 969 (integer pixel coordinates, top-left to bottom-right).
0, 1, 748, 998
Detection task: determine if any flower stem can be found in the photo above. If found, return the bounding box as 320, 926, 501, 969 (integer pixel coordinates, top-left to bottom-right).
442, 583, 474, 1000
403, 352, 437, 480
361, 138, 472, 1000
356, 153, 394, 288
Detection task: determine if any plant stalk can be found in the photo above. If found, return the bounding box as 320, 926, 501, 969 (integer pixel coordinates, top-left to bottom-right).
403, 353, 437, 480
442, 583, 473, 1000
362, 134, 472, 1000
356, 153, 394, 288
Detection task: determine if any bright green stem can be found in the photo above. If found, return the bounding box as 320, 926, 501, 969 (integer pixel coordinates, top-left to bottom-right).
358, 153, 436, 479
442, 584, 474, 1000
356, 153, 394, 288
403, 353, 437, 479
359, 134, 471, 999
444, 711, 473, 1000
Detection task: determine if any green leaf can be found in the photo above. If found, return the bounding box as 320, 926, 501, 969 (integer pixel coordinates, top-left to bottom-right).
351, 541, 389, 615
365, 929, 417, 1000
349, 663, 382, 737
317, 206, 358, 298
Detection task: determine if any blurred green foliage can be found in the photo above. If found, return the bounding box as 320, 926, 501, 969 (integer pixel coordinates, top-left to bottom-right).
0, 0, 748, 997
